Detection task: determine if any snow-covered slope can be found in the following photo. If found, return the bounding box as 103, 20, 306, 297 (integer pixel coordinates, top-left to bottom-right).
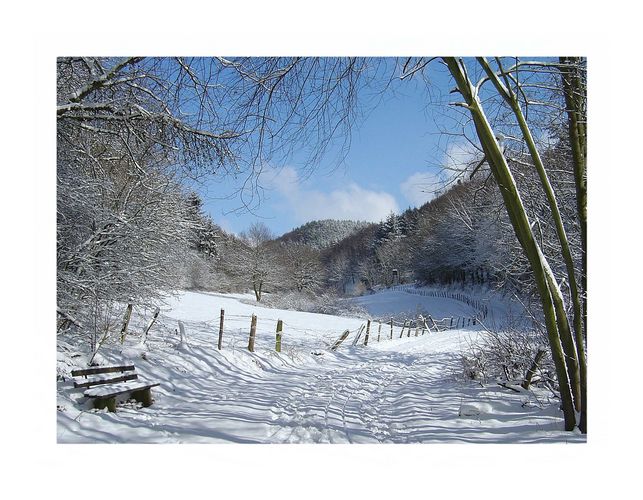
57, 290, 584, 443
349, 288, 477, 320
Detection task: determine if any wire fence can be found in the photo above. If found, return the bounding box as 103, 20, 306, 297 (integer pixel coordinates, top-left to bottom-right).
185, 303, 485, 355
390, 284, 489, 320
126, 285, 489, 360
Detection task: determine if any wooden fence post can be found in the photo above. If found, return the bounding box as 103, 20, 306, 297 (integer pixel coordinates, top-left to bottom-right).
217, 308, 225, 350
352, 324, 365, 346
390, 318, 394, 339
143, 307, 160, 341
275, 319, 283, 352
399, 320, 407, 338
364, 319, 371, 346
178, 320, 186, 345
120, 303, 133, 344
248, 314, 257, 352
331, 330, 351, 351
377, 321, 382, 342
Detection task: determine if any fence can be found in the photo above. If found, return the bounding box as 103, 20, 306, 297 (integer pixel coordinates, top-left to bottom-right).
210, 309, 365, 354
390, 284, 489, 320
203, 306, 481, 355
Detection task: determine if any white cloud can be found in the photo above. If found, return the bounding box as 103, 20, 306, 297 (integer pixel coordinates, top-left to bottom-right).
400, 171, 444, 206
260, 166, 399, 223
442, 141, 483, 176
296, 184, 400, 222
261, 165, 299, 196
400, 142, 485, 208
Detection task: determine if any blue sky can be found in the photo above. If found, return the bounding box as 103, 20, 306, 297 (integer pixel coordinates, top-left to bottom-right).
195, 62, 469, 236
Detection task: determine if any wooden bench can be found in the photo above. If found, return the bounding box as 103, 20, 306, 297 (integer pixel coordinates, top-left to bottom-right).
71, 364, 160, 412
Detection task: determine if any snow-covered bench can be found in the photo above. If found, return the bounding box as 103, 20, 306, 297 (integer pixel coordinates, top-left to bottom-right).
71, 364, 160, 412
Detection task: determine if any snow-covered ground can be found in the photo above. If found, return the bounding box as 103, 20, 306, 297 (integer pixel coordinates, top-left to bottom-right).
349, 288, 478, 320
57, 289, 585, 443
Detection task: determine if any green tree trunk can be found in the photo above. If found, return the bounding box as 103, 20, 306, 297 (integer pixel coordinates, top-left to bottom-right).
477, 57, 585, 426
559, 56, 588, 433
443, 57, 577, 430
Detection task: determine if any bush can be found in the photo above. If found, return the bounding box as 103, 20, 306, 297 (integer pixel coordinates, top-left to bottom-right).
461, 327, 555, 389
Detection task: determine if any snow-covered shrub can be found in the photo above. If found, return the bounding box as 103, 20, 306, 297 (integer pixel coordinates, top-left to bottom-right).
57, 162, 196, 351
461, 328, 554, 388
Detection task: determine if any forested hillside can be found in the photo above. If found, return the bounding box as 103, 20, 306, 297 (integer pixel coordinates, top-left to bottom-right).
179, 129, 581, 313
278, 219, 372, 249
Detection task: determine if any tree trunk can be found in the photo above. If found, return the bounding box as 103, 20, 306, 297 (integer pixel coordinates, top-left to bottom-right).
443, 57, 577, 431
522, 349, 546, 390
560, 56, 588, 433
254, 281, 263, 301
119, 303, 133, 344
478, 57, 585, 421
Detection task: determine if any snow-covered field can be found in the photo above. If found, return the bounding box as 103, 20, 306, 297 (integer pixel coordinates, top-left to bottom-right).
57, 289, 585, 443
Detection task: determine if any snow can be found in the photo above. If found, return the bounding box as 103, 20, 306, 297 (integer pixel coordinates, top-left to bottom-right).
57, 289, 585, 444
73, 372, 133, 386
84, 381, 158, 398
72, 364, 133, 373
348, 288, 477, 319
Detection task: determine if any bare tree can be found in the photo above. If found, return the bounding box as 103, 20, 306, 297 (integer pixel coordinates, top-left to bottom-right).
229, 222, 280, 301
57, 57, 382, 205
57, 152, 196, 348
439, 57, 586, 432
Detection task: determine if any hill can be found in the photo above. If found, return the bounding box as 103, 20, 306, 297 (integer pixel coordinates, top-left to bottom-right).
278, 219, 373, 250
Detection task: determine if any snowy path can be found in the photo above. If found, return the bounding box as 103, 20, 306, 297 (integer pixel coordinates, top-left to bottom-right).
57, 291, 585, 443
